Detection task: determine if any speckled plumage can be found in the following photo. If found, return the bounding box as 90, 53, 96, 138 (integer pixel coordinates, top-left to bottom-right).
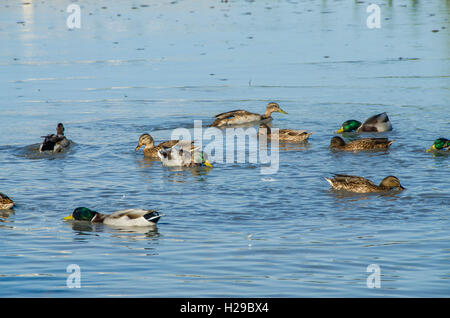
135, 133, 180, 159
39, 123, 71, 153
210, 102, 287, 127
330, 136, 394, 151
325, 174, 405, 193
259, 123, 312, 142
0, 192, 14, 210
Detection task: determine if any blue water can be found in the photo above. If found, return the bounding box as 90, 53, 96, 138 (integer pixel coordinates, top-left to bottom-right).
0, 0, 449, 297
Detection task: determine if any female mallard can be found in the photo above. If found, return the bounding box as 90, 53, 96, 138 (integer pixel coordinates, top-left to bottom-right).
210, 102, 288, 127
325, 174, 405, 193
39, 123, 71, 153
330, 136, 394, 151
258, 123, 312, 142
0, 193, 14, 210
135, 133, 182, 159
336, 112, 392, 133
426, 138, 449, 152
63, 207, 161, 227
157, 141, 212, 168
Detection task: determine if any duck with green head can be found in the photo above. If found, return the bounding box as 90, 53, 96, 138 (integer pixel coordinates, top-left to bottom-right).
336, 112, 392, 133
63, 207, 161, 227
426, 138, 449, 152
210, 102, 288, 127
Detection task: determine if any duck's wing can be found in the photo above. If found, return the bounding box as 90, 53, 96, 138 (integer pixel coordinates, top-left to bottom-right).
279, 129, 309, 136
332, 174, 377, 186
351, 138, 394, 148
214, 109, 256, 120
359, 112, 392, 132
108, 209, 158, 219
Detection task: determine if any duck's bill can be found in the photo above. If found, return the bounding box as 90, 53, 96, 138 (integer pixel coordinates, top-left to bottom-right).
278, 108, 288, 114
203, 160, 213, 168
426, 145, 436, 152
135, 144, 142, 151
63, 214, 74, 220
336, 127, 344, 133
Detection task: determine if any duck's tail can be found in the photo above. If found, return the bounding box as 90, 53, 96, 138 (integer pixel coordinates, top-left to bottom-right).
144, 211, 161, 224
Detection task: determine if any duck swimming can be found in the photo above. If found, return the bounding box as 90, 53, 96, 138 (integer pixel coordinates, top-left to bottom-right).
135, 133, 182, 159
325, 174, 405, 193
157, 141, 213, 168
258, 123, 312, 142
336, 112, 392, 133
39, 123, 70, 153
63, 207, 161, 227
0, 193, 14, 210
426, 138, 449, 152
210, 102, 287, 127
330, 136, 394, 151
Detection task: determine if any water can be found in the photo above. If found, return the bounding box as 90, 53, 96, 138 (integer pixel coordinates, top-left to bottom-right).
0, 0, 449, 297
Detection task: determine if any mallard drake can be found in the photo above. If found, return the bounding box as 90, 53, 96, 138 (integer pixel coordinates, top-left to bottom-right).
63, 207, 161, 227
39, 123, 71, 153
135, 133, 181, 159
330, 136, 394, 151
157, 141, 213, 168
210, 102, 287, 127
258, 123, 312, 142
336, 112, 392, 133
0, 193, 14, 210
426, 138, 449, 152
325, 174, 405, 193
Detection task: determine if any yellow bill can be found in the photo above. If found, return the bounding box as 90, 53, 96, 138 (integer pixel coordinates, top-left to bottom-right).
336, 127, 344, 133
203, 160, 213, 168
135, 144, 142, 151
63, 214, 74, 220
278, 108, 288, 114
426, 145, 436, 152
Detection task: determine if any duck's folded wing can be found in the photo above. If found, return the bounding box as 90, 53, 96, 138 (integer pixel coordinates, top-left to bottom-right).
109, 209, 158, 219
333, 174, 375, 186
363, 112, 389, 125
214, 110, 255, 119
280, 129, 309, 136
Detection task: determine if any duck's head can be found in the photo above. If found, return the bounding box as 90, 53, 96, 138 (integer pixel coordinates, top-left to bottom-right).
56, 123, 65, 135
258, 123, 272, 135
330, 136, 346, 148
336, 120, 362, 133
135, 133, 154, 151
265, 102, 288, 115
426, 138, 449, 152
64, 207, 98, 221
380, 176, 405, 191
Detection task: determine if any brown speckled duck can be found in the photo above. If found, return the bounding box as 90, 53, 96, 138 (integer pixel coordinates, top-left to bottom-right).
330, 136, 394, 151
135, 133, 182, 159
0, 193, 14, 210
325, 174, 405, 193
210, 102, 287, 127
258, 123, 312, 142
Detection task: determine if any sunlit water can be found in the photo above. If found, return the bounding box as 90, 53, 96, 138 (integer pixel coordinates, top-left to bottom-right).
0, 0, 449, 297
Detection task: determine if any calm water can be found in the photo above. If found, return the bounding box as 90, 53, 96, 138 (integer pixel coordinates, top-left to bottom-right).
0, 0, 449, 297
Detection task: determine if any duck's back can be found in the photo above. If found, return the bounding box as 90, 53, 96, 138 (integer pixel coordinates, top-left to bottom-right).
358, 112, 392, 132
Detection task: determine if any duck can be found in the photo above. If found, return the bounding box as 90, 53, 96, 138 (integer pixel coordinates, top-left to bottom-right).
63, 207, 161, 227
0, 193, 14, 210
210, 102, 288, 127
258, 123, 312, 142
39, 123, 71, 153
336, 112, 392, 133
157, 141, 213, 168
135, 133, 183, 159
330, 136, 394, 151
426, 138, 449, 152
325, 174, 405, 193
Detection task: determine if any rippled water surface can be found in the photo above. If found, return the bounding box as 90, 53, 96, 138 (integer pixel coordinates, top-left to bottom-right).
0, 0, 449, 297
